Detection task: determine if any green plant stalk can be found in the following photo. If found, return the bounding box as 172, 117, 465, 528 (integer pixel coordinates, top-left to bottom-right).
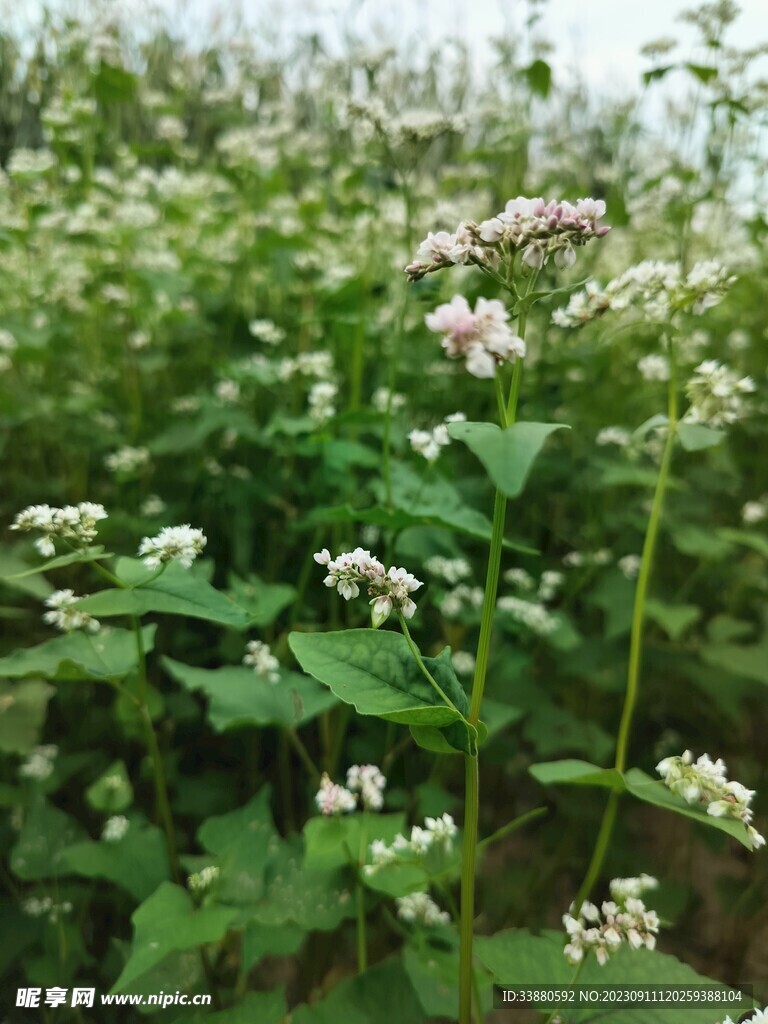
398, 613, 463, 717
356, 810, 369, 974
460, 305, 530, 1024
570, 357, 679, 914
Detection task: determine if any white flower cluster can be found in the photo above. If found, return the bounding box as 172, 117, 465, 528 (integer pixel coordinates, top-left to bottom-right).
425, 295, 525, 379
656, 750, 765, 850
43, 589, 100, 634
723, 1008, 768, 1024
563, 876, 660, 966
424, 556, 472, 585
552, 260, 734, 327
504, 567, 565, 602
451, 650, 476, 676
618, 554, 642, 579
248, 318, 285, 345
638, 354, 670, 382
11, 502, 108, 557
188, 865, 220, 893
440, 584, 484, 619
406, 196, 609, 281
19, 745, 58, 781
308, 381, 338, 422
497, 595, 558, 636
562, 548, 613, 568
683, 360, 756, 427
372, 386, 406, 413
365, 813, 458, 874
138, 524, 207, 569
22, 896, 73, 922
742, 496, 768, 525
408, 412, 466, 462
243, 640, 280, 684
596, 426, 632, 447
277, 350, 334, 382
395, 891, 450, 927
313, 546, 423, 626
102, 815, 129, 842
346, 764, 387, 811
314, 764, 387, 816
104, 445, 151, 474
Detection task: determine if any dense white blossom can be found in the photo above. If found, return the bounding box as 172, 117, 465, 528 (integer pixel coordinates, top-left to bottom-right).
314, 546, 423, 626
563, 876, 659, 966
188, 865, 219, 893
657, 750, 764, 850
396, 892, 451, 926
19, 745, 58, 781
138, 525, 207, 569
102, 815, 129, 842
425, 556, 472, 584
11, 502, 108, 557
684, 360, 756, 426
243, 640, 280, 683
742, 496, 768, 524
43, 589, 100, 634
346, 764, 387, 811
315, 772, 357, 815
618, 554, 642, 579
425, 295, 525, 379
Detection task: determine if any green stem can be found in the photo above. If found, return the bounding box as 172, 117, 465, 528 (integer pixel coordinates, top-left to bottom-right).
397, 613, 463, 717
286, 727, 321, 784
570, 352, 678, 907
356, 810, 369, 974
459, 753, 480, 1024
132, 618, 179, 881
468, 489, 507, 727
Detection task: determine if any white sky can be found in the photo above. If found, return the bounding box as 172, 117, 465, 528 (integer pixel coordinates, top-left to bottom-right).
149, 0, 768, 90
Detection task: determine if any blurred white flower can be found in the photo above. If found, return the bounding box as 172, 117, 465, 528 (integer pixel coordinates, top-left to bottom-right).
138, 525, 207, 569
243, 640, 280, 684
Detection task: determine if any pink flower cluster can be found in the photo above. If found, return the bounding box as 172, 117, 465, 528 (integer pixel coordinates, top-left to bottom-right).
406, 196, 609, 281
425, 295, 525, 378
314, 546, 423, 626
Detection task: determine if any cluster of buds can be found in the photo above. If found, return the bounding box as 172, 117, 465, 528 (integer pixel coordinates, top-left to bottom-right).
43, 589, 100, 634
365, 812, 458, 874
656, 750, 765, 850
563, 876, 660, 966
242, 640, 280, 684
315, 764, 387, 815
10, 502, 108, 557
406, 196, 609, 282
684, 360, 756, 427
408, 412, 465, 462
138, 524, 207, 569
19, 744, 58, 782
188, 865, 219, 894
552, 259, 734, 328
425, 295, 525, 379
101, 815, 129, 842
313, 546, 423, 626
395, 891, 451, 927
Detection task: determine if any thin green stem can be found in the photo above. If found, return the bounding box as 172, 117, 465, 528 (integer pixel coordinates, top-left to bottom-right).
468, 489, 507, 727
356, 810, 369, 974
570, 348, 678, 908
459, 753, 480, 1024
286, 727, 321, 784
397, 613, 463, 717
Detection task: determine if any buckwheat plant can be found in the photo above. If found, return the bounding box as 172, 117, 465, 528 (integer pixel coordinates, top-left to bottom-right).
291, 194, 610, 1024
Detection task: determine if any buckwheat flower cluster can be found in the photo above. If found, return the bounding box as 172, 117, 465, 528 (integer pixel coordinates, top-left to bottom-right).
497, 595, 558, 636
563, 548, 613, 568
102, 815, 129, 842
683, 360, 756, 427
408, 423, 450, 462
722, 1008, 768, 1024
315, 772, 357, 815
742, 496, 768, 524
451, 650, 476, 676
43, 589, 100, 634
372, 386, 406, 413
425, 295, 525, 379
596, 426, 632, 447
346, 764, 387, 811
638, 354, 671, 382
308, 380, 338, 422
313, 547, 423, 626
563, 876, 660, 966
138, 525, 207, 569
396, 892, 451, 927
11, 502, 108, 557
365, 813, 458, 875
188, 865, 219, 893
656, 750, 765, 850
243, 640, 280, 684
104, 445, 151, 474
424, 556, 472, 585
440, 584, 484, 619
248, 319, 285, 344
19, 745, 58, 782
406, 196, 609, 281
618, 554, 642, 579
552, 259, 734, 327
22, 897, 73, 923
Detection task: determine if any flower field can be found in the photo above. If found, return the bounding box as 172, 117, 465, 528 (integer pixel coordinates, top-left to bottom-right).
1, 2, 767, 1021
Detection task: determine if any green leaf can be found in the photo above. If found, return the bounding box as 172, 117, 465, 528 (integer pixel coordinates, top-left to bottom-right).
685, 62, 718, 83
85, 759, 133, 813
303, 812, 405, 871
227, 573, 297, 627
242, 923, 304, 972
253, 854, 356, 931
717, 528, 768, 560
361, 860, 428, 898
172, 989, 287, 1024
197, 790, 280, 906
112, 882, 238, 992
11, 799, 88, 880
0, 625, 156, 682
290, 957, 424, 1024
0, 679, 54, 754
163, 658, 338, 731
289, 630, 474, 753
0, 547, 53, 598
60, 818, 170, 901
676, 423, 725, 451
75, 559, 251, 628
3, 546, 111, 580
447, 421, 569, 498
403, 938, 493, 1019
701, 634, 768, 685
645, 599, 701, 641
529, 759, 624, 790
524, 58, 552, 97
475, 928, 569, 985
670, 524, 734, 560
